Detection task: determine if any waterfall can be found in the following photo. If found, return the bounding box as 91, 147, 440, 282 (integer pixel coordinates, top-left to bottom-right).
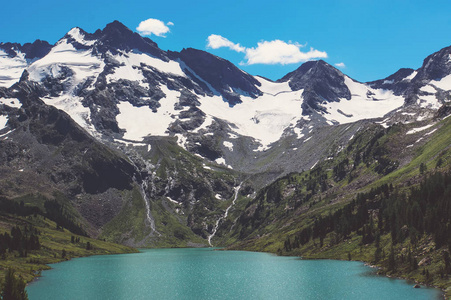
140, 179, 160, 236
208, 183, 242, 247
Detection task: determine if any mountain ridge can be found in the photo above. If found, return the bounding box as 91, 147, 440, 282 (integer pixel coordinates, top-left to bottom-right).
1, 20, 450, 254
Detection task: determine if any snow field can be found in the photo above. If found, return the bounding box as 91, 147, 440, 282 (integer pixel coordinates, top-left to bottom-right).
0, 50, 28, 87
0, 115, 8, 130
324, 77, 405, 124
0, 98, 21, 108
406, 124, 435, 135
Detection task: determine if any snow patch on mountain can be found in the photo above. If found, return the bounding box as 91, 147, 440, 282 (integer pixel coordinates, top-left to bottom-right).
106, 53, 147, 85
175, 133, 188, 148
116, 86, 182, 140
0, 98, 21, 108
112, 51, 185, 77
192, 115, 213, 133
418, 95, 441, 109
323, 77, 404, 124
431, 74, 451, 91
215, 157, 232, 168
0, 49, 27, 87
420, 85, 437, 94
293, 127, 304, 139
223, 141, 233, 151
0, 115, 8, 130
406, 124, 435, 134
255, 76, 291, 95
41, 95, 98, 137
404, 71, 417, 81
198, 77, 304, 150
67, 28, 95, 46
27, 40, 104, 85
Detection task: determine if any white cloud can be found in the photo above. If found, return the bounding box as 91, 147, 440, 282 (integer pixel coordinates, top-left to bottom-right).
206, 36, 327, 65
335, 62, 346, 68
244, 40, 327, 65
207, 34, 246, 53
136, 18, 173, 37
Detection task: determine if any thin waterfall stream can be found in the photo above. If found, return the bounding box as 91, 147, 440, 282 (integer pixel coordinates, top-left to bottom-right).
140, 179, 160, 236
208, 183, 242, 246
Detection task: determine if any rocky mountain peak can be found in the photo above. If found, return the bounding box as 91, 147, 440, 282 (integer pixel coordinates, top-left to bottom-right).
0, 40, 52, 60
278, 60, 351, 102
415, 45, 451, 83
367, 68, 415, 95
91, 20, 167, 60
178, 48, 262, 106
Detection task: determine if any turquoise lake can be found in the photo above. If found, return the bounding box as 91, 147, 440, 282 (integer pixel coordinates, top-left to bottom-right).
27, 248, 442, 299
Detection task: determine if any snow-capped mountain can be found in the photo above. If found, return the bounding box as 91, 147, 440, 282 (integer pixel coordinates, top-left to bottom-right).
1, 20, 451, 247
1, 21, 450, 170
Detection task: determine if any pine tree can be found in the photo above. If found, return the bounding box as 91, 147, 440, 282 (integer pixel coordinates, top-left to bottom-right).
1, 268, 28, 300
388, 245, 396, 271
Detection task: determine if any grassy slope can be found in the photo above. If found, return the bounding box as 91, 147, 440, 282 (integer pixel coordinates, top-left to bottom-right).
225, 115, 451, 298
0, 213, 137, 284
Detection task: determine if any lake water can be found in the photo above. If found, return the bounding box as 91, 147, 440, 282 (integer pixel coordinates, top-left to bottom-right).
27, 248, 442, 300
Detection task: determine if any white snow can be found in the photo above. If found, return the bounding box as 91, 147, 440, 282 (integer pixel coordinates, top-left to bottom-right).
404, 71, 417, 81
406, 124, 434, 135
215, 194, 222, 200
67, 28, 95, 46
0, 49, 28, 87
215, 157, 226, 165
166, 197, 181, 204
215, 157, 232, 168
228, 133, 238, 139
28, 40, 104, 84
0, 115, 8, 130
110, 51, 185, 78
106, 64, 146, 85
293, 127, 304, 139
113, 138, 147, 147
41, 95, 98, 137
223, 141, 233, 151
116, 86, 181, 140
192, 115, 213, 133
417, 114, 428, 122
197, 76, 304, 151
203, 164, 213, 170
420, 85, 436, 94
310, 160, 319, 169
255, 76, 291, 95
417, 95, 441, 109
425, 129, 437, 136
304, 136, 312, 142
174, 133, 188, 149
431, 74, 451, 91
0, 98, 21, 108
324, 77, 405, 124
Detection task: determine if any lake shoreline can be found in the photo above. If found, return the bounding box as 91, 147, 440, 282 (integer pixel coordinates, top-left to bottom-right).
26, 247, 444, 300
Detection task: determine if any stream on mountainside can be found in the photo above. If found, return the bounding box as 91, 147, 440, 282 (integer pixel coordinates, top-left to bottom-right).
207, 183, 242, 246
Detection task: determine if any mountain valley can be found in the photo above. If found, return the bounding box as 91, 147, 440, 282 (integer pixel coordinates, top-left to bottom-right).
1, 20, 451, 294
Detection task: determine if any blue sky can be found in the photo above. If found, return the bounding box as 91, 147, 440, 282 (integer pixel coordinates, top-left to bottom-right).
1, 0, 450, 82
